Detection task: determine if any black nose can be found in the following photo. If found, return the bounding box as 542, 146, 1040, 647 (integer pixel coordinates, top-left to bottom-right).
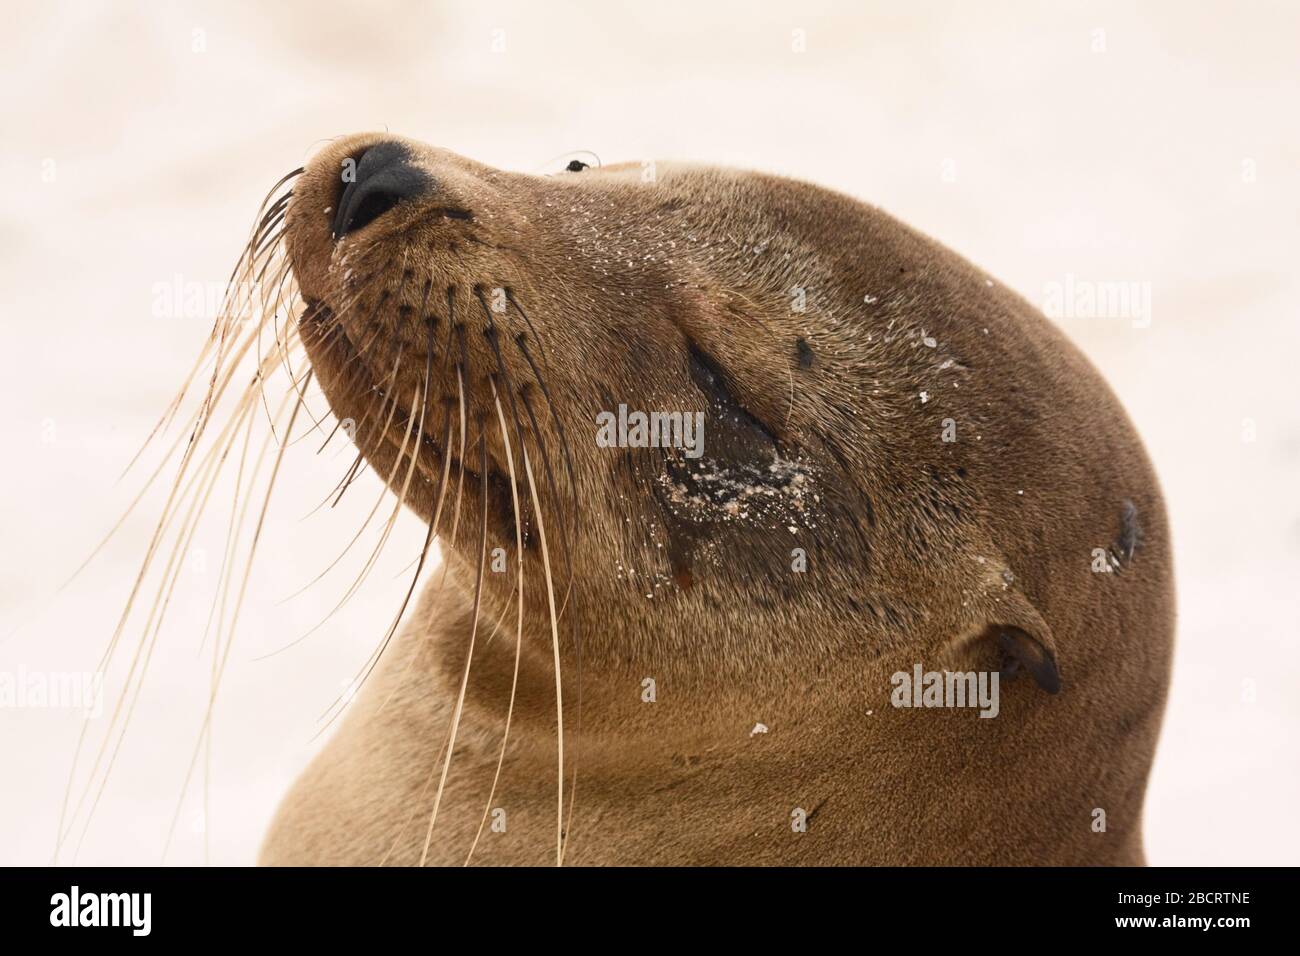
332, 142, 433, 239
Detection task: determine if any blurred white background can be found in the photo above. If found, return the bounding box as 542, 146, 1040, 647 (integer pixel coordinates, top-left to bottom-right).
1, 0, 1296, 865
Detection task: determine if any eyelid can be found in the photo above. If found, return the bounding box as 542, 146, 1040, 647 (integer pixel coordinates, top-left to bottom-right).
686, 342, 778, 443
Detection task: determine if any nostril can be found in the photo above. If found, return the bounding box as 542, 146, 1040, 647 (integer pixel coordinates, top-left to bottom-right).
345, 187, 404, 237
332, 142, 433, 239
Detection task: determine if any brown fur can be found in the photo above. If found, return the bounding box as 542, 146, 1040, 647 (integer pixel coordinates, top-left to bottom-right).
259, 133, 1174, 865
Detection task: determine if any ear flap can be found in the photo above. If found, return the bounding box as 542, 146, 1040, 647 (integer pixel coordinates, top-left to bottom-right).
997, 625, 1061, 694
944, 568, 1062, 695
979, 585, 1061, 695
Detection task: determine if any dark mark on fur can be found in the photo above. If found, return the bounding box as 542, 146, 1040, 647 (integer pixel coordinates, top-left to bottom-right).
1109, 499, 1142, 572
796, 338, 815, 369
805, 796, 830, 824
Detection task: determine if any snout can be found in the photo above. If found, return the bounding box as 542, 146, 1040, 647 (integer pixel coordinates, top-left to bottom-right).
282, 133, 545, 503
286, 133, 413, 303
286, 133, 499, 305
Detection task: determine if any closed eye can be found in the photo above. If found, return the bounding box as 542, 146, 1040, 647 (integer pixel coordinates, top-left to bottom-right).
686, 342, 778, 446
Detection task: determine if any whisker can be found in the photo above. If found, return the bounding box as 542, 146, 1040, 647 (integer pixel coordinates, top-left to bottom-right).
464, 383, 528, 865
480, 292, 578, 644
58, 167, 307, 859
418, 414, 489, 866
269, 388, 422, 664
435, 361, 468, 591
301, 340, 407, 520
67, 360, 299, 858
500, 378, 567, 866
160, 376, 311, 859
508, 325, 579, 598
314, 341, 450, 732
57, 338, 283, 857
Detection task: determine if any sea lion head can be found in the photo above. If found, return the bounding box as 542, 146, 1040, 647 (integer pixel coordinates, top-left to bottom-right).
284, 132, 1058, 683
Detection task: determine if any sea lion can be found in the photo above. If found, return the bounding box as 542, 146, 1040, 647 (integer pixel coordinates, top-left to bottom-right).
253, 132, 1173, 865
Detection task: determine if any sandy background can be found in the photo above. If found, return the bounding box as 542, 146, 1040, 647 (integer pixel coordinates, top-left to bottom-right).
1, 0, 1296, 865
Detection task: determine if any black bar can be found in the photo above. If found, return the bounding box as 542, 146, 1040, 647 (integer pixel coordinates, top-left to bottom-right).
0, 866, 1283, 940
